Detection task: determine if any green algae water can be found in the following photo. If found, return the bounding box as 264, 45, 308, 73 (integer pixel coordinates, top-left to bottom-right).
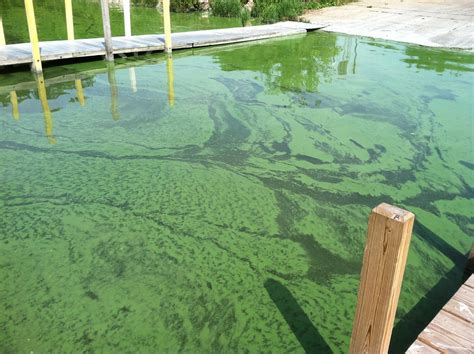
0, 0, 242, 44
1, 32, 473, 352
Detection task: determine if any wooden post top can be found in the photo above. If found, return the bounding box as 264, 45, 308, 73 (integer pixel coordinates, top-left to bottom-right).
372, 203, 415, 223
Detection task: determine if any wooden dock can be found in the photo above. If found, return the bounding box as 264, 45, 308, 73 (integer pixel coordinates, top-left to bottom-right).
407, 274, 474, 353
0, 21, 324, 68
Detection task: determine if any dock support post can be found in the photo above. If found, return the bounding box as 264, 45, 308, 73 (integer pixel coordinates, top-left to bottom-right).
35, 74, 56, 144
10, 91, 19, 120
0, 17, 6, 45
100, 0, 114, 61
166, 55, 174, 106
349, 203, 414, 354
163, 0, 172, 53
65, 0, 74, 40
24, 0, 43, 73
123, 0, 132, 37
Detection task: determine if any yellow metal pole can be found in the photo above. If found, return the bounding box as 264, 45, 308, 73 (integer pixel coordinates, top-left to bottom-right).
166, 55, 174, 107
36, 74, 56, 144
162, 0, 172, 53
24, 0, 42, 73
0, 17, 6, 45
64, 0, 74, 41
10, 91, 19, 120
75, 79, 85, 106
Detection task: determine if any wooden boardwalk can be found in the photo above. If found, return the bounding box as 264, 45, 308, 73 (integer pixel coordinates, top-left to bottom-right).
407, 274, 474, 353
0, 21, 324, 68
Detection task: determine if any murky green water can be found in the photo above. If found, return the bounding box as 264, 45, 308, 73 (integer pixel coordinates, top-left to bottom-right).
1, 32, 473, 353
0, 0, 242, 44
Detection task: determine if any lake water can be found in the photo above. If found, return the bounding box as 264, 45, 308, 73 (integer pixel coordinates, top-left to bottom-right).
0, 32, 473, 352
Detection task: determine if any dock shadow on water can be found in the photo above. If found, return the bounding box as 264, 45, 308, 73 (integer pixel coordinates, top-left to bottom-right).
264, 279, 332, 353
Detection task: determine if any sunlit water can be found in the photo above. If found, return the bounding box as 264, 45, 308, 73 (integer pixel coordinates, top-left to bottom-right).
1, 33, 473, 352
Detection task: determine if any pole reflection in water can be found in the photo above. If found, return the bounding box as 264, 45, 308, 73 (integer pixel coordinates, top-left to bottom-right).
129, 67, 137, 93
9, 91, 19, 120
166, 55, 174, 107
75, 79, 85, 106
107, 62, 119, 120
35, 74, 56, 144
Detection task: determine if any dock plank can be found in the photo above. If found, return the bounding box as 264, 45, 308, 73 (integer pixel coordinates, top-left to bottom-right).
445, 292, 474, 323
407, 275, 474, 353
418, 311, 473, 352
0, 21, 326, 68
406, 340, 440, 353
465, 275, 474, 288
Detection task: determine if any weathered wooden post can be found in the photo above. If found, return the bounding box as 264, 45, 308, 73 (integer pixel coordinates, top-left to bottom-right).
10, 91, 19, 120
35, 74, 56, 144
166, 55, 174, 106
162, 0, 172, 53
75, 79, 85, 106
349, 203, 414, 354
123, 0, 132, 37
64, 0, 74, 40
0, 17, 6, 45
24, 0, 43, 73
100, 0, 114, 61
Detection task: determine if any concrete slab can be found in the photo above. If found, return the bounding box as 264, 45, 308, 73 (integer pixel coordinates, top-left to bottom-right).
303, 0, 474, 50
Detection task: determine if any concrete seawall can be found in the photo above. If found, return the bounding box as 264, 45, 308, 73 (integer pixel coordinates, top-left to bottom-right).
303, 0, 474, 50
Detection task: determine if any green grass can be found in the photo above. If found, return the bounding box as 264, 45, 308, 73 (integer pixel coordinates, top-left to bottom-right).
211, 0, 243, 17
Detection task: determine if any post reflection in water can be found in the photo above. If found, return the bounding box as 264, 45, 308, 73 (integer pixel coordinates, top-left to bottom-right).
9, 91, 19, 120
35, 73, 56, 144
129, 67, 137, 93
107, 62, 120, 120
75, 79, 85, 106
166, 55, 174, 107
336, 36, 359, 76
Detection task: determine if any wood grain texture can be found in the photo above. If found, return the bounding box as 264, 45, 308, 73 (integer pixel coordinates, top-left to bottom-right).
406, 340, 441, 354
349, 203, 414, 354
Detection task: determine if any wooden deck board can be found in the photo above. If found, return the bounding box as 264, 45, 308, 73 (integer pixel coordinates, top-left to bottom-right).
407, 274, 474, 353
407, 340, 441, 353
465, 274, 474, 288
0, 21, 326, 68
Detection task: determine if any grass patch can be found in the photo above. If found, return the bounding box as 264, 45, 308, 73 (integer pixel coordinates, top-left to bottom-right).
211, 0, 243, 17
253, 0, 303, 23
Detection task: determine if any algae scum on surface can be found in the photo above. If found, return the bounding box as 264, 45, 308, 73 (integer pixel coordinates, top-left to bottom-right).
0, 32, 473, 353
